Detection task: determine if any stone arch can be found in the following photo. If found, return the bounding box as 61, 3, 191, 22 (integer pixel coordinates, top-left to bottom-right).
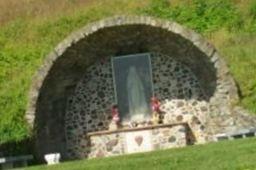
25, 16, 238, 160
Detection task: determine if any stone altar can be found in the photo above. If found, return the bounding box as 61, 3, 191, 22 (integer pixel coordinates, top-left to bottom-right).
88, 123, 187, 158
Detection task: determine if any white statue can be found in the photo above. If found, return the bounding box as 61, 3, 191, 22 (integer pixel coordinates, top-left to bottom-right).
127, 66, 150, 122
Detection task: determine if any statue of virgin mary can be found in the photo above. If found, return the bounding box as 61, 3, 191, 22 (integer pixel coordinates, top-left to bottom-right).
127, 66, 150, 122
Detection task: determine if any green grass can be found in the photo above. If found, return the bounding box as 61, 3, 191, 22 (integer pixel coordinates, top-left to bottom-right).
218, 33, 256, 113
0, 0, 256, 145
26, 138, 256, 170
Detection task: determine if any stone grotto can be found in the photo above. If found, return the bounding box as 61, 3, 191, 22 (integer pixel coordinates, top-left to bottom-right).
25, 16, 256, 161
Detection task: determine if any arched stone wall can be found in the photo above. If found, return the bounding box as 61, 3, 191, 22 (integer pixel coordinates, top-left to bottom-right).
65, 53, 207, 158
26, 16, 239, 160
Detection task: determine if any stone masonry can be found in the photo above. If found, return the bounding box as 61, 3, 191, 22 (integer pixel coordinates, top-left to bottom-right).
88, 124, 187, 158
65, 53, 206, 158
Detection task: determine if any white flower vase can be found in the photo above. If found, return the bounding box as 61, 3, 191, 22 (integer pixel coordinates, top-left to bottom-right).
44, 153, 61, 165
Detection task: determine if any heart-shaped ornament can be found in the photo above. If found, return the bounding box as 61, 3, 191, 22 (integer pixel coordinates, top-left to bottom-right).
135, 136, 143, 146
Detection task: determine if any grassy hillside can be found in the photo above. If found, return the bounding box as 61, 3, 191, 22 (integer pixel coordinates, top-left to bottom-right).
0, 0, 255, 144
25, 138, 256, 170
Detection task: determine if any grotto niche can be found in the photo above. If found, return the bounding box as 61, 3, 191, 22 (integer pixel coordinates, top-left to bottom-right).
26, 16, 256, 161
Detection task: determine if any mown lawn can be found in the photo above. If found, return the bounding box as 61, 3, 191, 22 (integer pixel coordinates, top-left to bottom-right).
26, 138, 256, 170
